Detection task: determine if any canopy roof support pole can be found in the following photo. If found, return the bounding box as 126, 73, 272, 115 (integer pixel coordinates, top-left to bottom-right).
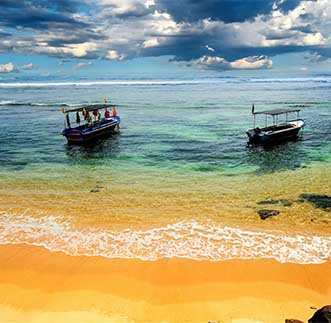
265, 114, 267, 127
253, 114, 256, 128
66, 113, 71, 128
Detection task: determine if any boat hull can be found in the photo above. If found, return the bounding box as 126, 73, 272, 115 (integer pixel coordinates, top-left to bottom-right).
63, 117, 120, 145
247, 119, 305, 145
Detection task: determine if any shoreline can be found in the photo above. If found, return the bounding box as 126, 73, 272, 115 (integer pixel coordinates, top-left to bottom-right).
0, 244, 330, 323
1, 162, 331, 236
0, 213, 330, 264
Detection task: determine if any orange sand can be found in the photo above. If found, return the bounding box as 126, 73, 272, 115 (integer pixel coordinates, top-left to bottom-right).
0, 244, 330, 323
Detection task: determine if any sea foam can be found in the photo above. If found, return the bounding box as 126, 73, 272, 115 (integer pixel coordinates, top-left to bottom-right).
0, 212, 330, 264
0, 77, 331, 88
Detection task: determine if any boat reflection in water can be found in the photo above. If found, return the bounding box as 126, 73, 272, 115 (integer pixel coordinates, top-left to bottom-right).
246, 105, 305, 145
61, 103, 120, 145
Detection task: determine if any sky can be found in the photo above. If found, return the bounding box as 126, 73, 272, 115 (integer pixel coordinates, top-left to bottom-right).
0, 0, 331, 80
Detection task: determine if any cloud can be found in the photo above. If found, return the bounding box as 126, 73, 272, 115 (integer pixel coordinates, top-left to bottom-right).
0, 62, 16, 73
0, 0, 330, 70
143, 38, 160, 48
0, 62, 35, 73
99, 0, 155, 18
74, 61, 92, 69
304, 52, 328, 63
58, 59, 71, 66
105, 50, 126, 60
0, 0, 88, 30
205, 45, 215, 52
188, 55, 273, 71
155, 0, 301, 23
20, 63, 34, 70
34, 42, 99, 59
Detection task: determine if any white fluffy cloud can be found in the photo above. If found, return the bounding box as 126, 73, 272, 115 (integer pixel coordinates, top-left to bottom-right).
0, 62, 35, 73
20, 63, 34, 70
75, 61, 92, 69
189, 55, 273, 70
0, 62, 16, 73
105, 50, 125, 60
99, 0, 155, 16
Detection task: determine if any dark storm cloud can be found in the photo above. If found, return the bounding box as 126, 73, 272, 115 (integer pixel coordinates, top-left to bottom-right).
0, 29, 11, 38
154, 41, 313, 62
0, 0, 89, 30
155, 0, 301, 23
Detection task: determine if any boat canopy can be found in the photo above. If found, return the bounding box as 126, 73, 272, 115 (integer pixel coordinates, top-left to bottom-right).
253, 108, 300, 116
62, 104, 116, 114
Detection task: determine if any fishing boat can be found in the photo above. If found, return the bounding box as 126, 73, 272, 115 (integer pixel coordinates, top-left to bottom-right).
246, 105, 305, 145
61, 103, 120, 144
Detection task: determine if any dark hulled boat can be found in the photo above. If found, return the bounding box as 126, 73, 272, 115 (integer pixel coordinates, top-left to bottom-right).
62, 104, 120, 144
246, 107, 305, 145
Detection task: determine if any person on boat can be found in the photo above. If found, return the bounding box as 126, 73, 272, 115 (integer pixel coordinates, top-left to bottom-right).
112, 106, 117, 118
86, 113, 93, 128
82, 107, 88, 119
104, 108, 110, 119
93, 109, 99, 121
98, 111, 101, 121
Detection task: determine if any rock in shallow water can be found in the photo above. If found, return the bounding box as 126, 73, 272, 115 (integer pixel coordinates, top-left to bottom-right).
257, 209, 280, 220
285, 319, 305, 323
257, 199, 293, 207
308, 305, 331, 323
300, 194, 331, 211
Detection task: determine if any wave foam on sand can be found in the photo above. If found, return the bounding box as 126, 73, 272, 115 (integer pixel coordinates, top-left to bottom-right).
0, 212, 330, 264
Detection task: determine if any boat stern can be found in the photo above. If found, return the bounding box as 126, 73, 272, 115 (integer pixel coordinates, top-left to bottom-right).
246, 128, 262, 143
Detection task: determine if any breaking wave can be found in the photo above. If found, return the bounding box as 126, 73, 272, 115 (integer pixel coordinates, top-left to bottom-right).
0, 80, 217, 88
0, 77, 331, 88
0, 100, 80, 107
0, 212, 330, 264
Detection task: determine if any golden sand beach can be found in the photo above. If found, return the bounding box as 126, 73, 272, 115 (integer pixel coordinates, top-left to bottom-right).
0, 244, 330, 323
0, 152, 330, 323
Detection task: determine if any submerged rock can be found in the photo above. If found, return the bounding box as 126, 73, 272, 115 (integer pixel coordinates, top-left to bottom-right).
308, 305, 331, 323
257, 199, 293, 207
300, 194, 331, 211
90, 185, 103, 193
257, 209, 280, 220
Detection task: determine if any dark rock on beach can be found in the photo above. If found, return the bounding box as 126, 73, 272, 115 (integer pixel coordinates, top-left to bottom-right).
257, 199, 293, 207
257, 209, 280, 220
300, 194, 331, 211
308, 305, 331, 323
285, 319, 305, 323
90, 185, 104, 193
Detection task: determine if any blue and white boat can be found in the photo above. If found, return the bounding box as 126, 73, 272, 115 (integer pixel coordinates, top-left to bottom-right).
62, 104, 120, 144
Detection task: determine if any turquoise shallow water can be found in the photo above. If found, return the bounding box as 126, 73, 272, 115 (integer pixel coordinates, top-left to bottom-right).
0, 78, 331, 263
0, 79, 330, 178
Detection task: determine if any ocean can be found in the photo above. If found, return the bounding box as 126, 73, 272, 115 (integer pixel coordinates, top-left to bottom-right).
0, 78, 330, 263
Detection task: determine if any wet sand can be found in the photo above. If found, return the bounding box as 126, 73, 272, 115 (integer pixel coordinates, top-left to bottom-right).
1, 163, 331, 234
0, 244, 330, 323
